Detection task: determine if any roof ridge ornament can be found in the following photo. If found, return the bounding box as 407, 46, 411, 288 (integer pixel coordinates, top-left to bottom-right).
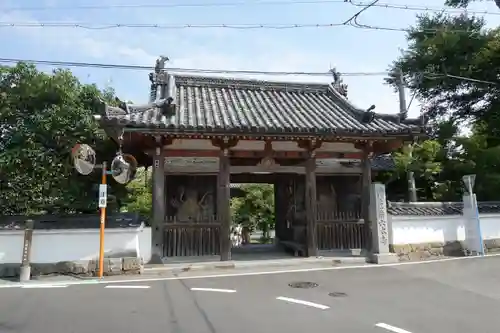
155, 56, 169, 73
329, 67, 348, 98
361, 104, 376, 123
149, 55, 170, 102
98, 98, 176, 119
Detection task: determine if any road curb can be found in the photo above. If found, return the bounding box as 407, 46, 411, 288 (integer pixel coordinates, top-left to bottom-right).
143, 256, 368, 274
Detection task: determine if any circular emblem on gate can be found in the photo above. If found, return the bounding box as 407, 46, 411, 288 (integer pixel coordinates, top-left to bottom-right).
288, 282, 318, 289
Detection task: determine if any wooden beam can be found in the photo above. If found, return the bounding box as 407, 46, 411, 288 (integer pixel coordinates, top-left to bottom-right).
212, 137, 239, 150
372, 140, 403, 153
143, 149, 368, 160
121, 129, 420, 146
164, 150, 219, 157
297, 139, 323, 151
160, 150, 348, 159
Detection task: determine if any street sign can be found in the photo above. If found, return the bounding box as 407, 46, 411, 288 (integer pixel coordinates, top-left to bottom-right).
98, 184, 107, 208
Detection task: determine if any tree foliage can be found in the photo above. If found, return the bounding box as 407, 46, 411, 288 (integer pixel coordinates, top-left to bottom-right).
386, 14, 496, 128
383, 4, 500, 202
445, 0, 500, 10
0, 62, 125, 215
122, 167, 152, 220
230, 184, 275, 237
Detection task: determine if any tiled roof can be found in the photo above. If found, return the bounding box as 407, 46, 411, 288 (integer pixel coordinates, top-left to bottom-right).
370, 154, 395, 171
0, 213, 144, 230
100, 74, 424, 137
387, 201, 500, 216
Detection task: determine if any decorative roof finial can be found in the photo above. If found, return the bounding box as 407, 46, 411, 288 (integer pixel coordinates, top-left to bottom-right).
155, 55, 169, 73
150, 56, 170, 102
329, 67, 348, 98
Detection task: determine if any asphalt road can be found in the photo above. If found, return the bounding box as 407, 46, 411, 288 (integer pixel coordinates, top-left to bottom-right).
2, 256, 500, 333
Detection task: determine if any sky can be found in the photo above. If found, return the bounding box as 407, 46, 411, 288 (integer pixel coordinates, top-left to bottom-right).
1, 0, 499, 119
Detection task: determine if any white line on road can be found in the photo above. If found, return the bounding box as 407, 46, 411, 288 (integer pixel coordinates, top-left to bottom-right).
104, 285, 151, 289
276, 296, 330, 310
190, 287, 237, 293
21, 285, 68, 289
375, 323, 412, 333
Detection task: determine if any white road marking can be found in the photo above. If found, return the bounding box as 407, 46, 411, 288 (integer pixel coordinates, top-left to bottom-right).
190, 287, 236, 293
104, 285, 151, 289
1, 253, 499, 288
21, 285, 68, 289
276, 296, 330, 310
375, 323, 412, 333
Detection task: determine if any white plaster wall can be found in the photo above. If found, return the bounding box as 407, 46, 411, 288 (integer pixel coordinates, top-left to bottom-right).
0, 226, 152, 264
389, 214, 500, 245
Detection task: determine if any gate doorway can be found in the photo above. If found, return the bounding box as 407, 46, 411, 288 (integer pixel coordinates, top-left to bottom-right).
230, 182, 276, 249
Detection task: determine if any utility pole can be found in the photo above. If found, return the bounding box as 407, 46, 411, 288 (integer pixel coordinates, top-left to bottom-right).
397, 68, 417, 202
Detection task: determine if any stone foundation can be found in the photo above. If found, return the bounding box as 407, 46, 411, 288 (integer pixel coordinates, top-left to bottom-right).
0, 257, 143, 278
391, 238, 500, 261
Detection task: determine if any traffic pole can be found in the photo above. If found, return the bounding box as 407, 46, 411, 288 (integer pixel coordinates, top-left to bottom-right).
98, 161, 107, 278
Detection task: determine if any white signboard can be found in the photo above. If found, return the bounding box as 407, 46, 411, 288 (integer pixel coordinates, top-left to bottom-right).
463, 194, 484, 255
98, 184, 107, 208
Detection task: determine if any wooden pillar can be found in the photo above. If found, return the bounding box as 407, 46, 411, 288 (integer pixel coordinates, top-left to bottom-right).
218, 147, 231, 261
274, 178, 283, 244
297, 138, 321, 257
298, 139, 321, 257
305, 150, 318, 257
151, 136, 166, 264
361, 141, 373, 250
212, 137, 237, 261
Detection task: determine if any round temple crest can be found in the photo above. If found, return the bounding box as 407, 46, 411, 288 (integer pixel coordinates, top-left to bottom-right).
71, 144, 96, 176
111, 153, 138, 184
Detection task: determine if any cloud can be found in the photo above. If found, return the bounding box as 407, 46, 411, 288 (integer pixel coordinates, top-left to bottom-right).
0, 10, 158, 64
0, 6, 410, 115
1, 9, 336, 80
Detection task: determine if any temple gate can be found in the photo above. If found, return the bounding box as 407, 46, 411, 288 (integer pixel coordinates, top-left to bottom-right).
95, 57, 425, 263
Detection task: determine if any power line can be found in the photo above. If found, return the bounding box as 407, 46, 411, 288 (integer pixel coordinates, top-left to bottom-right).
3, 0, 346, 10
342, 0, 380, 25
1, 57, 497, 85
0, 0, 490, 34
0, 22, 347, 30
443, 73, 498, 85
0, 57, 386, 76
0, 21, 486, 35
350, 0, 499, 16
3, 0, 498, 17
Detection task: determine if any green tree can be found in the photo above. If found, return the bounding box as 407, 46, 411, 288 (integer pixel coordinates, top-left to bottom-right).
0, 62, 125, 215
230, 184, 275, 242
383, 9, 500, 201
376, 140, 443, 201
394, 140, 443, 199
445, 0, 500, 10
386, 13, 495, 128
122, 167, 152, 221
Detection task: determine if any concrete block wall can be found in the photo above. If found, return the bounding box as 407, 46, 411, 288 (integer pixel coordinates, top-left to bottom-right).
0, 218, 152, 277
388, 205, 500, 261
